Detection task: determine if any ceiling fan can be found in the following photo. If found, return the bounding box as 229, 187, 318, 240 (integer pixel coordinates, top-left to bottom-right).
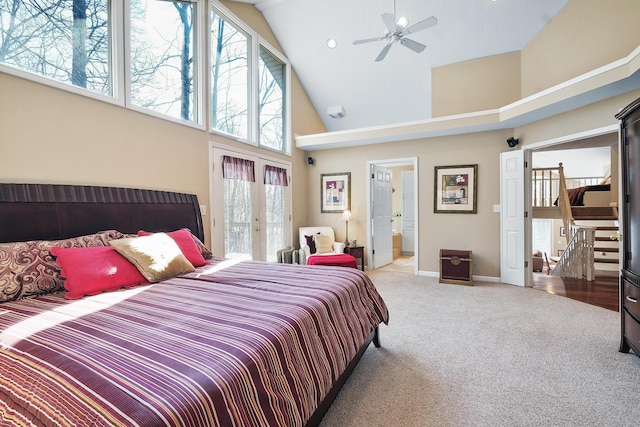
353, 0, 438, 62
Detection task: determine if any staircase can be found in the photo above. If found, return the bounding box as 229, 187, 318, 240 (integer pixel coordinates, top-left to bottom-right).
572, 207, 619, 273
532, 164, 619, 280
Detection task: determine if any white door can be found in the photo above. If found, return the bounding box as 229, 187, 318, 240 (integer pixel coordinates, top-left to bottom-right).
261, 159, 292, 262
500, 150, 525, 286
401, 170, 415, 254
211, 147, 291, 261
371, 164, 393, 268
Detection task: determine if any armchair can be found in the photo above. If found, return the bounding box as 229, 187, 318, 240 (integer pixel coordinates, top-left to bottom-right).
298, 227, 346, 265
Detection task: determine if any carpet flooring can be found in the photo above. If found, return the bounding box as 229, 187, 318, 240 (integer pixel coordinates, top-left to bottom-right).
320, 270, 640, 426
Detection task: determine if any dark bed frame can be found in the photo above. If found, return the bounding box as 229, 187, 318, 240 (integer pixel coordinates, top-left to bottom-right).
0, 182, 378, 427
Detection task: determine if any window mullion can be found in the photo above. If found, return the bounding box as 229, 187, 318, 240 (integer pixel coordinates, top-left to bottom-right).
250, 34, 260, 146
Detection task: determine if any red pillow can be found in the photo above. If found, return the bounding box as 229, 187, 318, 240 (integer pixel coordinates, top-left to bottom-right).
137, 229, 206, 267
51, 246, 148, 300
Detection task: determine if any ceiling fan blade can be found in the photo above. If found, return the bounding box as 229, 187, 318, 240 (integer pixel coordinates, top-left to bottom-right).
381, 13, 397, 33
353, 36, 386, 45
404, 16, 438, 35
400, 38, 426, 53
375, 43, 393, 62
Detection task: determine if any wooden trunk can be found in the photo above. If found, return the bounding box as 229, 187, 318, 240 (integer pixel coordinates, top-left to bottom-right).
439, 249, 473, 285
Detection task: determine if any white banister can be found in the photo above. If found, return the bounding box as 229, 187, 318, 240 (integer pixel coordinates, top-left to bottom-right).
552, 225, 596, 281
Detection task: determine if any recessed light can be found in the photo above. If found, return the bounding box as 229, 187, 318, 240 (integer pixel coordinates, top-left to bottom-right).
326, 38, 337, 49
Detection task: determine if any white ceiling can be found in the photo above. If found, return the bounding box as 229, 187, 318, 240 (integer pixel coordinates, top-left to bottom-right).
230, 0, 570, 132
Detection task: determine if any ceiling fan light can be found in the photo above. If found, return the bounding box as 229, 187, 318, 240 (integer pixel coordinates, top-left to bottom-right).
396, 16, 408, 27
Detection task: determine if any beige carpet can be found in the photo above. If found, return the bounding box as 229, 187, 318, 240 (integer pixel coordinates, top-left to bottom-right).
378, 256, 415, 273
320, 270, 640, 426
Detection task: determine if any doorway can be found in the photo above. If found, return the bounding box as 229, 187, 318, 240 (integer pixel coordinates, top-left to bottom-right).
521, 125, 619, 289
367, 157, 418, 274
209, 144, 292, 262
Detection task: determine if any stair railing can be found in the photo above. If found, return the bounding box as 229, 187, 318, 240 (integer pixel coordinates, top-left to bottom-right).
551, 225, 596, 281
556, 163, 576, 244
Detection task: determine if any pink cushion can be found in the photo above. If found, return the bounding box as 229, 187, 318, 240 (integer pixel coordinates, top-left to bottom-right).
138, 229, 206, 267
0, 230, 126, 302
307, 253, 357, 269
52, 246, 149, 300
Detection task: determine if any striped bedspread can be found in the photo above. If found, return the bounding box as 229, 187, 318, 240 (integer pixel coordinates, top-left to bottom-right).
0, 257, 388, 427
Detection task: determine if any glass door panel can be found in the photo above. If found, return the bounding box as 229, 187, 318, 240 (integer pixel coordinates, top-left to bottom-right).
223, 178, 255, 260
212, 147, 290, 262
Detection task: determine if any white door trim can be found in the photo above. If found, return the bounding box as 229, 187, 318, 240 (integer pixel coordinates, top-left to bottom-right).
515, 123, 619, 286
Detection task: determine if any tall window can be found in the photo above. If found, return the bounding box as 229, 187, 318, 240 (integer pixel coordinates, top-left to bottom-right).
210, 8, 249, 139
222, 155, 255, 259
1, 1, 290, 153
264, 165, 287, 262
259, 45, 286, 152
0, 0, 111, 95
129, 0, 196, 122
532, 219, 552, 257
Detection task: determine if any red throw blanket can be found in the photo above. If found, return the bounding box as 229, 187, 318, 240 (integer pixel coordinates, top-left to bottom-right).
307, 253, 357, 268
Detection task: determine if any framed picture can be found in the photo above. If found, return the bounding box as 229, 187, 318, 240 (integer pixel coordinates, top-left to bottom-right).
434, 164, 478, 214
321, 172, 351, 213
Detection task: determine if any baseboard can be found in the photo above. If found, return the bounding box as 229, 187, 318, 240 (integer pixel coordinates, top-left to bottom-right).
473, 275, 501, 283
418, 270, 439, 278
419, 270, 501, 283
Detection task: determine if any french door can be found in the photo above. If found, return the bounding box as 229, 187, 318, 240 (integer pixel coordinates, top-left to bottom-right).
211, 146, 291, 262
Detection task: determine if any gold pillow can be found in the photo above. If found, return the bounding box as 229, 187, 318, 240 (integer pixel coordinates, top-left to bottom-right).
314, 234, 334, 254
110, 233, 195, 283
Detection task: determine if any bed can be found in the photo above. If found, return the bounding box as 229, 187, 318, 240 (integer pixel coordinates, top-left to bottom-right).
555, 184, 611, 207
0, 183, 389, 427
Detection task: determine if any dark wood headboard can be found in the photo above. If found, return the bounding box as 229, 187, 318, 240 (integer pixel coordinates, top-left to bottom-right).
0, 183, 204, 243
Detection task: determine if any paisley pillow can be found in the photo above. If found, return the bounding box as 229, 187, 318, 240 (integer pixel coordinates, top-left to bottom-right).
0, 230, 125, 303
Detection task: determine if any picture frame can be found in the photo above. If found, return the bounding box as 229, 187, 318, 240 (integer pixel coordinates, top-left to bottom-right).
321, 172, 351, 213
434, 164, 478, 214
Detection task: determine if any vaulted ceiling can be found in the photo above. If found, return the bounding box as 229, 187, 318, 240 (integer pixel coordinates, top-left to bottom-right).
230, 0, 570, 133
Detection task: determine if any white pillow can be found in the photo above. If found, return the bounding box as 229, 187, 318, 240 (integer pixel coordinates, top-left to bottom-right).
314, 234, 334, 254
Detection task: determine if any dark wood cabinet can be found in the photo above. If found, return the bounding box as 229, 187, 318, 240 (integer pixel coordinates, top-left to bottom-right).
616, 97, 640, 355
344, 245, 364, 271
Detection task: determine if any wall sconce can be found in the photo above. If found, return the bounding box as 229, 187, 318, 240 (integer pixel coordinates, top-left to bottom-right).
342, 209, 352, 245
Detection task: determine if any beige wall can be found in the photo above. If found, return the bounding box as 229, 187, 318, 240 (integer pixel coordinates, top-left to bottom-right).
307, 131, 510, 277
0, 2, 325, 249
431, 0, 640, 116
432, 51, 521, 117
516, 90, 640, 145
521, 0, 640, 96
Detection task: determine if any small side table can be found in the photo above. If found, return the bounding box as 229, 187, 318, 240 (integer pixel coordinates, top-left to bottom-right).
344, 245, 365, 271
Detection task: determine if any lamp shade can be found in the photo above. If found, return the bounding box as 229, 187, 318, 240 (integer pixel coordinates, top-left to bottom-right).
342, 210, 352, 221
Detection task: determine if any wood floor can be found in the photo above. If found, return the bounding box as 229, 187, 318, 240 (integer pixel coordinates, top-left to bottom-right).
531, 271, 619, 311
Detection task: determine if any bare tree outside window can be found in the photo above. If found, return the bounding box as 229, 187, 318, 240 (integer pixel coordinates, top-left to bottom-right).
211, 10, 249, 140
0, 0, 110, 94
129, 0, 195, 121
258, 45, 285, 152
